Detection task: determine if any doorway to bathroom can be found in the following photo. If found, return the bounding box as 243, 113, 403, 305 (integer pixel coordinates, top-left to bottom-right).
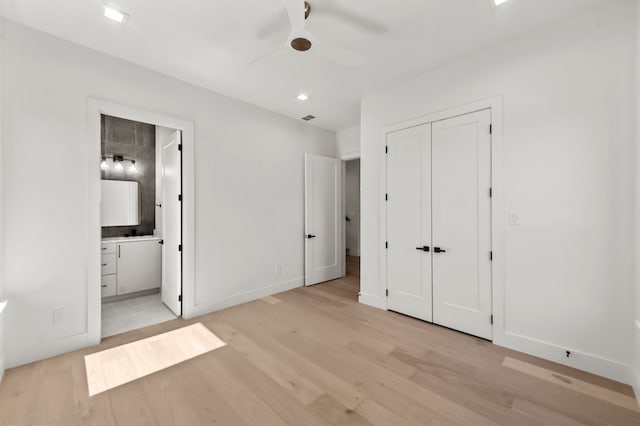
98, 115, 183, 337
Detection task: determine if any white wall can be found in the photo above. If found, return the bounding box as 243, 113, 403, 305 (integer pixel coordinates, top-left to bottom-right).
2, 20, 336, 367
361, 1, 636, 383
337, 126, 360, 159
345, 159, 360, 257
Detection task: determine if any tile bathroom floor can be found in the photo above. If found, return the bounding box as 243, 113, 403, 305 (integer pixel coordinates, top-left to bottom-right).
101, 292, 177, 337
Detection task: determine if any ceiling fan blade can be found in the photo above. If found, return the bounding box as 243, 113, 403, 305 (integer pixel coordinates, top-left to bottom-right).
313, 42, 367, 68
283, 0, 306, 34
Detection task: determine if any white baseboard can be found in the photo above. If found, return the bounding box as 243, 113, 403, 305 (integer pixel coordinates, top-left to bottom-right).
632, 366, 640, 407
6, 332, 90, 369
633, 321, 640, 405
494, 330, 631, 385
0, 354, 5, 383
184, 277, 304, 320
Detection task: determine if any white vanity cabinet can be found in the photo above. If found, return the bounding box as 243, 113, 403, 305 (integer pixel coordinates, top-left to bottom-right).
101, 236, 162, 298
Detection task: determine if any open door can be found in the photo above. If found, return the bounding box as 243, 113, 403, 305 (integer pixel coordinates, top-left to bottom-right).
304, 154, 344, 286
161, 130, 182, 315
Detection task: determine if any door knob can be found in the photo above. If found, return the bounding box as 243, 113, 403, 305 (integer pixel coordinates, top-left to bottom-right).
306, 234, 317, 239
415, 246, 430, 252
433, 247, 447, 253
159, 240, 164, 245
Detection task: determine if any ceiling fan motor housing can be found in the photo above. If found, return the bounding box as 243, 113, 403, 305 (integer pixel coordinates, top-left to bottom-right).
291, 37, 312, 51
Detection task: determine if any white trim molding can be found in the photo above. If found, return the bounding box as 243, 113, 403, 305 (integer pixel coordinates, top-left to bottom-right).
86, 98, 196, 340
0, 300, 5, 382
341, 151, 361, 161
186, 277, 303, 318
633, 320, 640, 404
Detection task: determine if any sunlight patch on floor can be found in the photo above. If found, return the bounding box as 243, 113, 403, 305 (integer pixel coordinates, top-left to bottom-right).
84, 323, 226, 396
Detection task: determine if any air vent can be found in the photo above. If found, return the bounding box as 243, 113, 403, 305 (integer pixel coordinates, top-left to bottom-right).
301, 115, 316, 121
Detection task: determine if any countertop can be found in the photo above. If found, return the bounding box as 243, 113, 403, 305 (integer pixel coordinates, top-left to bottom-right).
102, 235, 162, 244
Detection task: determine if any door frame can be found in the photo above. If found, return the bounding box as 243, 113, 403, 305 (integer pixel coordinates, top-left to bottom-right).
378, 96, 504, 341
87, 98, 195, 344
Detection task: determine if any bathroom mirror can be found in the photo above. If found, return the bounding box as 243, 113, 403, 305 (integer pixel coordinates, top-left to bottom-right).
101, 180, 140, 227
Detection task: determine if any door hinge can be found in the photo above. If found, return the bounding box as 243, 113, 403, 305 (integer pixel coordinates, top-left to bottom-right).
489, 188, 492, 198
178, 194, 182, 202
178, 295, 182, 302
489, 124, 493, 135
178, 244, 182, 252
385, 241, 389, 249
385, 145, 389, 154
385, 193, 388, 201
490, 251, 493, 261
386, 289, 389, 297
490, 314, 494, 325
178, 144, 183, 151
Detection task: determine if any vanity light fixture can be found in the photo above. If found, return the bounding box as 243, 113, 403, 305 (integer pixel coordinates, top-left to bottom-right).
101, 154, 138, 174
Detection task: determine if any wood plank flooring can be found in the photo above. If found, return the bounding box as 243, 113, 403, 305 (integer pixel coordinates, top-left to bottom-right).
1, 260, 639, 425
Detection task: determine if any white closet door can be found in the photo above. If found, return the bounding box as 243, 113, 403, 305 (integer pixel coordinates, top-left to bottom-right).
432, 109, 492, 339
386, 124, 432, 322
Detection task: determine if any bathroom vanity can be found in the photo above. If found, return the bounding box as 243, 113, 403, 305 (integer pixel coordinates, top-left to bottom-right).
101, 236, 162, 298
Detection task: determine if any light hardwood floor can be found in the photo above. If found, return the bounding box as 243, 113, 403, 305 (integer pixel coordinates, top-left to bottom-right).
0, 258, 638, 425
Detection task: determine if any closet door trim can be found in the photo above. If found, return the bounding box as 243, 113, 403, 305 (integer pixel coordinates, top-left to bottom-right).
376, 96, 505, 344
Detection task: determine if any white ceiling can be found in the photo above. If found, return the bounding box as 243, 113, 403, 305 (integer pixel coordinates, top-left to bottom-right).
0, 0, 605, 130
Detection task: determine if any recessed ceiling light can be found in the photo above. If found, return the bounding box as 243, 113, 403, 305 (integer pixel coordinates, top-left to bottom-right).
494, 0, 509, 5
297, 94, 309, 101
104, 6, 128, 23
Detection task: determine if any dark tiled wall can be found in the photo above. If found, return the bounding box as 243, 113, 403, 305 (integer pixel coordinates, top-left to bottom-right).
101, 115, 156, 238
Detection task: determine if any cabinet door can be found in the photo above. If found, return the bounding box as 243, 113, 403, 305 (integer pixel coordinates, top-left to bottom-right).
117, 240, 161, 295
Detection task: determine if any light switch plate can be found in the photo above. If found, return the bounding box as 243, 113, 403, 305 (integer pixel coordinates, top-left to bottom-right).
508, 212, 519, 226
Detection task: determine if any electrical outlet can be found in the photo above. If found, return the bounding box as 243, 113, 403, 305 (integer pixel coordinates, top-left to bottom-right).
53, 308, 65, 324
508, 212, 519, 226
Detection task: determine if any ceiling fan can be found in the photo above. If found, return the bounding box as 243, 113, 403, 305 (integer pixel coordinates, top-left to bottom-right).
249, 0, 375, 67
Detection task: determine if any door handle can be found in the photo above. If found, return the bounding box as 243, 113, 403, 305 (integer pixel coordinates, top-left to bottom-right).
416, 246, 430, 252
434, 247, 447, 253
306, 234, 317, 239
101, 285, 107, 288
159, 240, 164, 245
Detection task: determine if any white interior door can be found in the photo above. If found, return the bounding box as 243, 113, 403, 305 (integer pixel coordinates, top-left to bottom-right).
386, 124, 433, 322
305, 154, 344, 286
432, 109, 492, 339
161, 130, 182, 315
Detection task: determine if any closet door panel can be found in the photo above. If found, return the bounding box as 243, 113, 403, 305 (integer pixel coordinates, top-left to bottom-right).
386, 124, 432, 322
432, 109, 492, 339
